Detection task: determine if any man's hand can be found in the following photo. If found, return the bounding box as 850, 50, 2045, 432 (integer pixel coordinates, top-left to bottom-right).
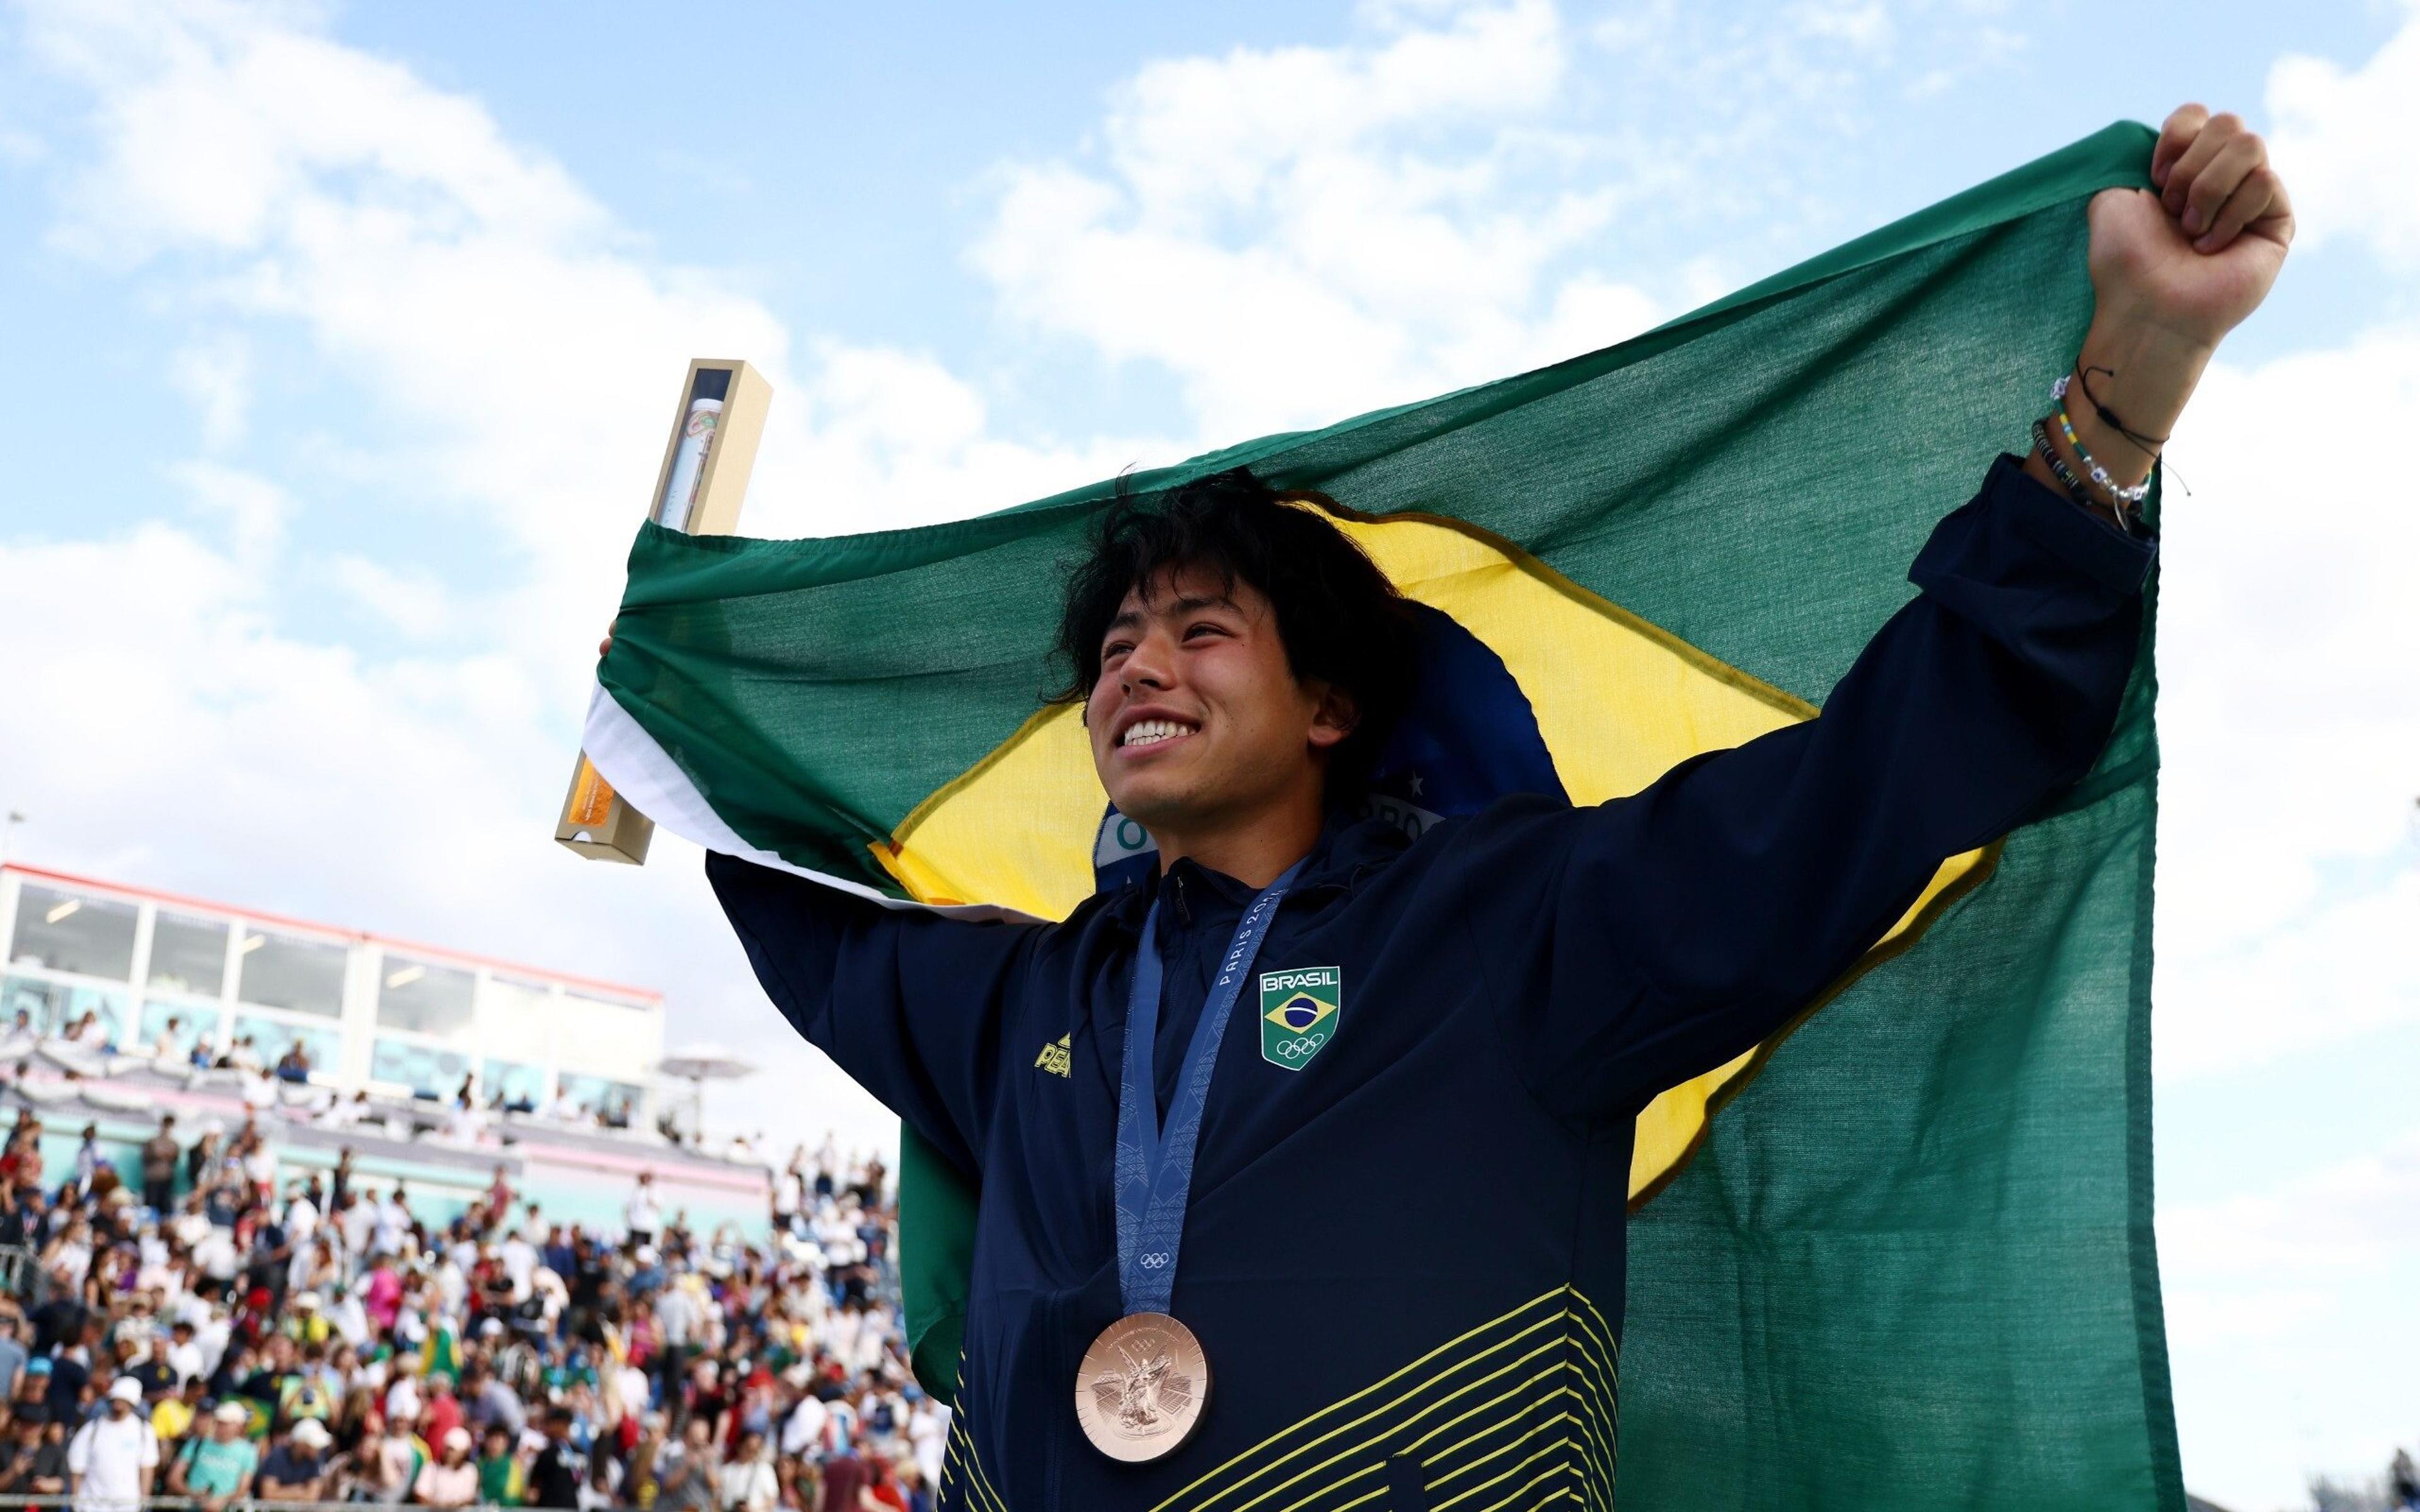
2087, 103, 2294, 350
2026, 102, 2295, 508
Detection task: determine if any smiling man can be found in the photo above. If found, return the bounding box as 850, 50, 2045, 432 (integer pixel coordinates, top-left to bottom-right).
694, 105, 2291, 1508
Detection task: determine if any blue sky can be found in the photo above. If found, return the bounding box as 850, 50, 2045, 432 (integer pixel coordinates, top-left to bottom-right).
3, 2, 2416, 1505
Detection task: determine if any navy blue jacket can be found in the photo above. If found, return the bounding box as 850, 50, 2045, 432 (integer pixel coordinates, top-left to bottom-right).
709, 452, 2154, 1510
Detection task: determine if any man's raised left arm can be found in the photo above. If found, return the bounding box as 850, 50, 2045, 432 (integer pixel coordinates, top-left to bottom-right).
1478, 103, 2291, 1120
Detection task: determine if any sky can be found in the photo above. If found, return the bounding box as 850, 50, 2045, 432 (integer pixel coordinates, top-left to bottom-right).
0, 1, 2414, 1505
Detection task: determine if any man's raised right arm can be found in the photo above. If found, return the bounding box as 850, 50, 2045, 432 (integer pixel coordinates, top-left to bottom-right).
704, 852, 1039, 1181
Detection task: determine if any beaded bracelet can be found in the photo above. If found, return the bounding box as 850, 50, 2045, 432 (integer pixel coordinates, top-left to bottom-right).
2032, 416, 2135, 537
2049, 373, 2153, 507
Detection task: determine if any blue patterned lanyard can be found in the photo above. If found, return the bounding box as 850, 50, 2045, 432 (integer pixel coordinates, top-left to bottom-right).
1113, 859, 1305, 1317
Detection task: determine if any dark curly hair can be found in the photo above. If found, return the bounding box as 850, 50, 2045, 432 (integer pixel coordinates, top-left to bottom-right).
1052, 467, 1417, 805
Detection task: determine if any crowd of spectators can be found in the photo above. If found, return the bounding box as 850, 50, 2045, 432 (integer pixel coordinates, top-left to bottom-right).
0, 1106, 943, 1511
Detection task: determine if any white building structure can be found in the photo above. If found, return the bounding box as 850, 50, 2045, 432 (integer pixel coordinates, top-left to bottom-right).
0, 861, 660, 1123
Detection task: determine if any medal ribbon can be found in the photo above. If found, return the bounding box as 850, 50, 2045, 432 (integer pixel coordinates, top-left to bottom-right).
1112, 859, 1304, 1318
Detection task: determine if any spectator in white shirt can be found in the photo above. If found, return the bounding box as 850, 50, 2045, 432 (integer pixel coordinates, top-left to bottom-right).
625, 1172, 660, 1244
718, 1431, 778, 1512
67, 1377, 159, 1512
163, 1320, 205, 1386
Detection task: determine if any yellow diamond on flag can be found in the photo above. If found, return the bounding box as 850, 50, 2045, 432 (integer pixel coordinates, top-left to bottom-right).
1267, 994, 1334, 1033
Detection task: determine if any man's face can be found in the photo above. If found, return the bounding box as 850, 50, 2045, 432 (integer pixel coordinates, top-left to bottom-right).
1086, 564, 1349, 837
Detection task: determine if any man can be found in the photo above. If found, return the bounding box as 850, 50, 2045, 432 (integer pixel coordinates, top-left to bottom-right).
717, 1428, 778, 1512
251, 1418, 330, 1502
138, 1118, 178, 1216
65, 1378, 157, 1512
124, 1339, 177, 1406
525, 1406, 585, 1511
654, 1416, 719, 1512
236, 1334, 296, 1427
149, 1375, 204, 1443
0, 1315, 28, 1407
366, 1404, 425, 1504
422, 1372, 464, 1452
679, 107, 2290, 1502
473, 1422, 523, 1508
167, 1401, 258, 1512
624, 1172, 659, 1249
459, 1359, 526, 1443
162, 1319, 204, 1389
281, 1180, 319, 1249
44, 1320, 95, 1426
0, 1407, 66, 1499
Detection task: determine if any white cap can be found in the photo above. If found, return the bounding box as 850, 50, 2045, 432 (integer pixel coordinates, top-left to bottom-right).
290, 1419, 331, 1449
108, 1377, 142, 1404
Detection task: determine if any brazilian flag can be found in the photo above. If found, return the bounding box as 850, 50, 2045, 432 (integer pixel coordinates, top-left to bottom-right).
589, 121, 2177, 1509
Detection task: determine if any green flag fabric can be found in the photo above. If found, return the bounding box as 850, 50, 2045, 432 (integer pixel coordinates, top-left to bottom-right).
589, 120, 2179, 1509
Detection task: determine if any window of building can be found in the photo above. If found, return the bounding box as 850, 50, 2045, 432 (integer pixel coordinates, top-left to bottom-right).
555, 1072, 642, 1126
478, 976, 555, 1062
377, 956, 475, 1036
1, 976, 130, 1042
138, 1000, 221, 1060
559, 990, 659, 1075
8, 885, 137, 980
481, 1058, 548, 1111
372, 1038, 471, 1099
234, 928, 346, 1017
232, 1013, 341, 1078
147, 912, 229, 996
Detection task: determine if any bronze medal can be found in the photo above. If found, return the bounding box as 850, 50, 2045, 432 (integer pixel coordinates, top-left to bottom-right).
1074, 1312, 1211, 1462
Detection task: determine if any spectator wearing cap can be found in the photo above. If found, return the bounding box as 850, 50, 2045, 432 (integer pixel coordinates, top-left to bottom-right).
416, 1425, 479, 1508
0, 1407, 60, 1498
367, 1402, 425, 1503
254, 1416, 331, 1501
66, 1377, 157, 1512
0, 1403, 54, 1499
168, 1400, 258, 1512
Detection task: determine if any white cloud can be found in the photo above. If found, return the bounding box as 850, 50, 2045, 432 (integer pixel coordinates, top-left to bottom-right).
325, 554, 455, 641
2160, 1123, 2420, 1508
167, 457, 287, 564
168, 332, 252, 450
971, 0, 1666, 439
0, 0, 1157, 1148
2266, 0, 2420, 268
2150, 153, 2420, 1082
